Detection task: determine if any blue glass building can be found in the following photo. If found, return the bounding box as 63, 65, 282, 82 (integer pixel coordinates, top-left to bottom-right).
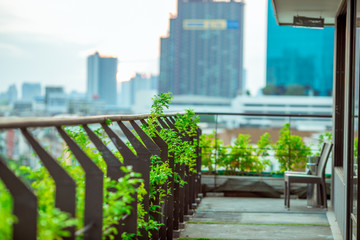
266, 1, 334, 96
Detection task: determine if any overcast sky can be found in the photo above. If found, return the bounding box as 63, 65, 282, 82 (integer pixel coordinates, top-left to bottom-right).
0, 0, 267, 96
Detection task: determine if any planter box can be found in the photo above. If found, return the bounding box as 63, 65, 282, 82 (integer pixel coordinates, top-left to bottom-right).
201, 174, 331, 199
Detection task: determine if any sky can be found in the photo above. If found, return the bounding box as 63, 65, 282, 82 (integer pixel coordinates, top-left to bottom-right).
0, 0, 267, 96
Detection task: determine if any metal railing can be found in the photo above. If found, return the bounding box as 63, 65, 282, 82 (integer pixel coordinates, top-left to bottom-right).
0, 113, 202, 240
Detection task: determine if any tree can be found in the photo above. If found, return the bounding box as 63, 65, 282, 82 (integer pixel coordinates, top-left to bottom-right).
273, 123, 311, 172
262, 84, 278, 95
284, 84, 306, 96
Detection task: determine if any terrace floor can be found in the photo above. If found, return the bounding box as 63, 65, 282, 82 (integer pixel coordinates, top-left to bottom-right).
178, 196, 342, 240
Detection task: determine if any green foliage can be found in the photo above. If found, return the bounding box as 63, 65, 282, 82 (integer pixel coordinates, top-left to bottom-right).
221, 133, 271, 173
355, 137, 358, 159
273, 123, 311, 172
0, 91, 200, 239
140, 92, 200, 236
64, 126, 140, 239
199, 132, 221, 171
284, 84, 306, 96
262, 84, 278, 95
146, 92, 173, 138
316, 132, 332, 156
18, 165, 78, 240
0, 181, 17, 240
200, 132, 271, 173
0, 125, 140, 240
262, 84, 307, 96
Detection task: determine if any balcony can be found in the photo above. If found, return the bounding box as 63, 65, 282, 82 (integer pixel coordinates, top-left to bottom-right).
0, 103, 342, 239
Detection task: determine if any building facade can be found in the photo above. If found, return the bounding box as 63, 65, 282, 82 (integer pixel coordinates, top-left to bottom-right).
7, 84, 18, 105
87, 52, 118, 105
159, 0, 244, 99
119, 73, 159, 112
266, 1, 335, 96
22, 83, 41, 101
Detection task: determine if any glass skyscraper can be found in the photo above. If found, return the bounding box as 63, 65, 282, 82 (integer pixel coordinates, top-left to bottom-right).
159, 0, 244, 99
266, 1, 334, 96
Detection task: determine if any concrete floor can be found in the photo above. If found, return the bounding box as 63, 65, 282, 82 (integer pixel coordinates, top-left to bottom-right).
178, 197, 342, 240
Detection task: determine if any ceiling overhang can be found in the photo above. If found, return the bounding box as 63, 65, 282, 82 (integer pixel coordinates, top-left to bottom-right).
271, 0, 343, 26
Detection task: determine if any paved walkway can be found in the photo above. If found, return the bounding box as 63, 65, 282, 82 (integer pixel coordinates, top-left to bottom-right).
178, 197, 340, 240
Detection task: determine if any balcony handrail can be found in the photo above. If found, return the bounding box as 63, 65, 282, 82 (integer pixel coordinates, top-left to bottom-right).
0, 112, 332, 130
0, 112, 183, 129
195, 112, 332, 118
0, 111, 202, 239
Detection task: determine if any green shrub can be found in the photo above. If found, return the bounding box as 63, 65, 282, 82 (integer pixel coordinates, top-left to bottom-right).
273, 123, 311, 172
200, 132, 225, 171
201, 132, 271, 173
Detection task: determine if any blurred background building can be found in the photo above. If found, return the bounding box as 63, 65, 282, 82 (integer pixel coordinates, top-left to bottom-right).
22, 83, 41, 102
87, 52, 118, 105
265, 1, 334, 96
119, 73, 159, 113
159, 0, 245, 99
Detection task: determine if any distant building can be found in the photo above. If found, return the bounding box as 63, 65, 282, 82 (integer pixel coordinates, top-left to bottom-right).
167, 95, 232, 114
45, 86, 63, 104
7, 84, 18, 105
87, 52, 118, 105
225, 95, 332, 129
12, 101, 33, 116
68, 99, 105, 115
119, 73, 159, 112
22, 83, 41, 101
118, 80, 131, 109
45, 86, 67, 115
266, 1, 334, 96
159, 0, 245, 99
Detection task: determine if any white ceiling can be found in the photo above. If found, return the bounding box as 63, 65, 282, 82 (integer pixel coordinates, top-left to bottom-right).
271, 0, 343, 26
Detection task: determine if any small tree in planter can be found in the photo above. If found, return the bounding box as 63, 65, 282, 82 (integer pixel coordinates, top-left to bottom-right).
224, 134, 254, 172
221, 133, 271, 173
273, 123, 311, 172
255, 132, 272, 172
200, 132, 227, 171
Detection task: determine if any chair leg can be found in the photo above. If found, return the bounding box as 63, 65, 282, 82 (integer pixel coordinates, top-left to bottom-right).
285, 181, 290, 208
321, 181, 327, 209
287, 181, 290, 208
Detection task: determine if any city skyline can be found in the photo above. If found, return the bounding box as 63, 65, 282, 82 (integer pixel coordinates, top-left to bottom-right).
0, 0, 267, 96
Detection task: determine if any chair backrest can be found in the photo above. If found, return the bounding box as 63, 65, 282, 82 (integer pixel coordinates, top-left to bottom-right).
317, 142, 333, 177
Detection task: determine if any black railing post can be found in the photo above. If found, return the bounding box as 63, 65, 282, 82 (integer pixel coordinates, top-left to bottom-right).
84, 123, 141, 239
117, 121, 151, 240
82, 124, 123, 180
21, 128, 76, 240
57, 127, 104, 240
163, 117, 195, 217
0, 156, 38, 240
130, 120, 162, 239
140, 119, 171, 240
157, 117, 182, 237
101, 123, 138, 238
